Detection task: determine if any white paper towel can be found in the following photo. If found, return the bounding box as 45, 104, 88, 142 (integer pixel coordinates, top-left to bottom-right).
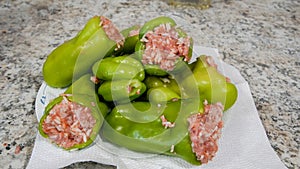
27, 46, 287, 169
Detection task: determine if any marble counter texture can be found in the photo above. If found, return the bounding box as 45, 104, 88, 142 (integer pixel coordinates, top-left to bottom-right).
0, 0, 299, 168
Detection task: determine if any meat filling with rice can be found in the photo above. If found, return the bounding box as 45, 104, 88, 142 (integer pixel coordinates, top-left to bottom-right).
141, 23, 191, 71
42, 97, 96, 149
187, 101, 224, 164
100, 16, 125, 49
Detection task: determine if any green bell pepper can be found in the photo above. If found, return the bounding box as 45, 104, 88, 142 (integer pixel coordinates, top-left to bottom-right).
64, 74, 97, 96
101, 99, 202, 165
98, 79, 146, 103
92, 55, 145, 81
165, 78, 181, 96
143, 64, 200, 104
144, 76, 182, 96
144, 76, 180, 103
144, 76, 165, 89
183, 55, 238, 111
39, 74, 109, 150
135, 16, 193, 76
147, 86, 180, 103
43, 16, 124, 88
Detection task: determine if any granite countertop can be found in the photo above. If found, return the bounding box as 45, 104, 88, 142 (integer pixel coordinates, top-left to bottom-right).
0, 0, 299, 168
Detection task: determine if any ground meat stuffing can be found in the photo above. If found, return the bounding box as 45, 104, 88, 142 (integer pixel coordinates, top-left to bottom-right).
100, 16, 124, 49
141, 23, 191, 71
42, 97, 96, 149
187, 101, 224, 164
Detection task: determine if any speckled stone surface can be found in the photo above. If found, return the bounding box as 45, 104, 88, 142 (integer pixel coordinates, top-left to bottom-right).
0, 0, 299, 168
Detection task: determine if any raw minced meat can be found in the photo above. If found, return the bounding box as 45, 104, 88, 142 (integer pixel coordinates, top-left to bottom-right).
100, 16, 124, 49
187, 101, 224, 164
141, 23, 191, 71
42, 97, 96, 149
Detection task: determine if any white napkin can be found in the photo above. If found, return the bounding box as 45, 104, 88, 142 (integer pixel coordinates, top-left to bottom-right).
27, 46, 287, 169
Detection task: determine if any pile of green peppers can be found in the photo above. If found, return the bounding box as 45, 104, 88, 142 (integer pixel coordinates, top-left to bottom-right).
41, 15, 238, 164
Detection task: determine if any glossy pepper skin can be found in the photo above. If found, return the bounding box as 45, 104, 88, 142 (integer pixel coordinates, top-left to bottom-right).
101, 99, 202, 165
144, 75, 200, 104
144, 76, 165, 89
43, 16, 121, 88
98, 79, 146, 103
147, 86, 180, 103
92, 55, 145, 81
38, 74, 109, 150
183, 55, 238, 111
135, 16, 193, 76
166, 78, 181, 96
144, 76, 181, 96
64, 74, 97, 96
144, 76, 180, 103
